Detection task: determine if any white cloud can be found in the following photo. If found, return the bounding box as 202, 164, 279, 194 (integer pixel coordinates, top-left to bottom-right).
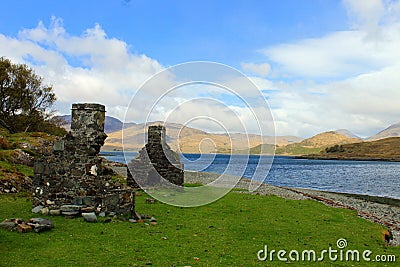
254, 0, 400, 138
0, 17, 164, 119
241, 62, 271, 77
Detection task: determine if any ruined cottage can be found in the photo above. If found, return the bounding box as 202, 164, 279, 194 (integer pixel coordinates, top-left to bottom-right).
128, 125, 184, 188
32, 103, 134, 216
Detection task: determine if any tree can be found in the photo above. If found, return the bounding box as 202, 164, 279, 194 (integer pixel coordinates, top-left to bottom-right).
0, 57, 61, 134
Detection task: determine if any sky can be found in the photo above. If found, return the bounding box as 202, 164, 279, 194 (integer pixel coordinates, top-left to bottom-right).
1, 0, 400, 138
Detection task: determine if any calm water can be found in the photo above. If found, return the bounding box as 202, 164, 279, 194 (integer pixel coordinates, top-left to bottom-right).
101, 151, 400, 199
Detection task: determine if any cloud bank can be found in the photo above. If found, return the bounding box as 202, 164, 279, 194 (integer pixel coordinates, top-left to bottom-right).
1, 1, 400, 138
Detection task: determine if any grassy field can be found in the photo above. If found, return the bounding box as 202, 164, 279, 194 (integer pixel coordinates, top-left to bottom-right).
0, 192, 398, 266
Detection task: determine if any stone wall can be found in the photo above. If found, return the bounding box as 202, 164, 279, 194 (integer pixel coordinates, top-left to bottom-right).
32, 103, 134, 216
128, 125, 184, 188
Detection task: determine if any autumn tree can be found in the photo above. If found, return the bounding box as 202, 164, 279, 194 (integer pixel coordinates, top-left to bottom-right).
0, 57, 64, 135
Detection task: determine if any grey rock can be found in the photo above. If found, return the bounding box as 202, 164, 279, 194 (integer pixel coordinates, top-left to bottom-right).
82, 212, 98, 223
32, 205, 44, 213
150, 217, 157, 222
49, 209, 61, 216
0, 220, 16, 231
28, 218, 54, 233
99, 212, 106, 217
53, 140, 65, 151
129, 219, 137, 223
62, 211, 80, 216
82, 196, 93, 206
72, 197, 83, 205
60, 205, 82, 212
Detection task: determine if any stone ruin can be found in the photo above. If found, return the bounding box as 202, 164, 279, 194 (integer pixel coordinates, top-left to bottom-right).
128, 125, 184, 188
32, 103, 134, 217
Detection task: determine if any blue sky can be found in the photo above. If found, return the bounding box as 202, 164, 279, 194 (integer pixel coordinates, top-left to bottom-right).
1, 0, 400, 137
0, 0, 348, 67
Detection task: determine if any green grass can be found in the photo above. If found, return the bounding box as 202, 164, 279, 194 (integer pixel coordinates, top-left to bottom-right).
0, 192, 398, 266
0, 160, 33, 177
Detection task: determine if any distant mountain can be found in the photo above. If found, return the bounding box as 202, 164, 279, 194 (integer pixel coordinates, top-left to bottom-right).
368, 122, 400, 141
251, 130, 362, 156
57, 115, 136, 134
103, 121, 302, 153
334, 129, 360, 139
300, 137, 400, 161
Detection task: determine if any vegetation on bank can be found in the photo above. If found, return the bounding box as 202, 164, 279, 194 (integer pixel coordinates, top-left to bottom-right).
1, 192, 398, 266
301, 137, 400, 161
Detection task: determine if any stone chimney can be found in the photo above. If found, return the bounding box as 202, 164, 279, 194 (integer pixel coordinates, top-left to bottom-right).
128, 125, 184, 188
32, 103, 134, 217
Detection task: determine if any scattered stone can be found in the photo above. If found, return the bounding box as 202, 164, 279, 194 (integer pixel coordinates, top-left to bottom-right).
32, 205, 44, 213
99, 212, 106, 217
150, 217, 157, 222
40, 207, 49, 215
28, 218, 54, 233
17, 223, 32, 233
0, 219, 16, 231
82, 212, 98, 223
150, 221, 157, 225
49, 210, 61, 216
129, 219, 137, 223
109, 212, 116, 216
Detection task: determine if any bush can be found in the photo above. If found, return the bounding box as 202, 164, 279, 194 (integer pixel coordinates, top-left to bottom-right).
325, 144, 345, 153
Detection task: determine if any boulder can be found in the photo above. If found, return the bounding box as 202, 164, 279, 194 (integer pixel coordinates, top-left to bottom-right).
82, 212, 98, 223
32, 205, 44, 213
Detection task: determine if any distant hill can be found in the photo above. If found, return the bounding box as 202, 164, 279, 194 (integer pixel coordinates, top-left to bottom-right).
58, 115, 136, 134
251, 130, 361, 155
298, 131, 361, 148
368, 122, 400, 141
300, 137, 400, 161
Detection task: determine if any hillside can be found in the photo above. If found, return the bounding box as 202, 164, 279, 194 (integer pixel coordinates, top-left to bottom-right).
0, 127, 57, 193
251, 130, 361, 155
300, 137, 400, 161
368, 122, 400, 141
298, 131, 361, 147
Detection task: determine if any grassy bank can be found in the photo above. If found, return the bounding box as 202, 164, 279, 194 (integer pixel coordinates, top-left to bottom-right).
0, 192, 398, 266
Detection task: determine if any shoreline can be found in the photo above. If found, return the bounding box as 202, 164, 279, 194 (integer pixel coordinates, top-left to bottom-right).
296, 155, 400, 162
184, 171, 400, 246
